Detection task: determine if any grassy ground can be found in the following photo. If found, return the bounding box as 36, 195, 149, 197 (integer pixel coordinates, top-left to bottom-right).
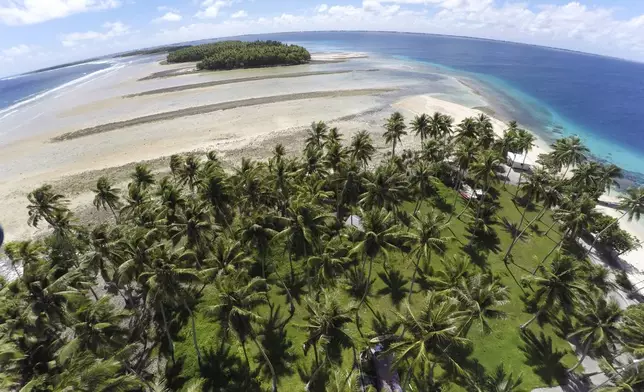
173, 181, 580, 391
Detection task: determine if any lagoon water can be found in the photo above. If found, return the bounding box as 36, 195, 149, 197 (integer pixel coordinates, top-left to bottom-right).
2, 31, 644, 179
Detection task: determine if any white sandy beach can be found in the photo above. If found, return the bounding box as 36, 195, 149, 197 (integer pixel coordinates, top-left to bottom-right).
1, 52, 643, 289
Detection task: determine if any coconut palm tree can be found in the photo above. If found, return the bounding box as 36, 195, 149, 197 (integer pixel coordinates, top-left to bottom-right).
597, 164, 623, 195
620, 304, 644, 358
429, 112, 452, 140
169, 154, 184, 181
550, 136, 589, 176
447, 137, 477, 223
297, 291, 353, 369
349, 208, 406, 335
360, 164, 409, 213
273, 202, 332, 283
239, 218, 277, 279
500, 123, 520, 188
520, 256, 588, 330
205, 273, 278, 391
408, 211, 451, 300
383, 112, 407, 157
26, 184, 68, 228
140, 254, 201, 365
131, 164, 155, 189
178, 154, 202, 192
567, 296, 622, 373
513, 129, 536, 192
307, 243, 348, 293
411, 113, 431, 143
92, 176, 120, 222
475, 113, 495, 149
170, 201, 216, 254
56, 295, 130, 362
349, 130, 376, 167
455, 117, 479, 143
390, 291, 468, 386
306, 121, 329, 151
408, 161, 439, 215
467, 150, 502, 220
454, 273, 509, 334
587, 187, 644, 257
590, 358, 644, 392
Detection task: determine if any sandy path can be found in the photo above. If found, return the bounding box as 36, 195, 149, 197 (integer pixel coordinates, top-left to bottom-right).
125, 70, 378, 97
52, 88, 395, 142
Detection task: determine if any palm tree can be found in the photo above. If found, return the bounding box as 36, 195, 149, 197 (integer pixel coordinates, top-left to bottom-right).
589, 358, 644, 392
273, 202, 332, 282
239, 218, 277, 279
205, 273, 277, 391
297, 291, 353, 370
178, 154, 202, 192
92, 176, 120, 222
587, 187, 644, 257
307, 243, 348, 293
349, 208, 406, 334
620, 303, 644, 358
349, 130, 376, 167
408, 211, 451, 300
520, 256, 588, 330
131, 164, 155, 189
411, 113, 430, 143
454, 273, 509, 334
360, 164, 409, 213
550, 136, 589, 176
383, 112, 407, 157
325, 126, 343, 147
454, 117, 479, 143
306, 121, 328, 151
170, 201, 215, 254
169, 154, 184, 181
567, 296, 622, 373
500, 123, 519, 188
26, 184, 68, 227
390, 291, 467, 386
428, 112, 452, 140
140, 255, 201, 365
57, 296, 130, 362
448, 137, 477, 222
408, 161, 439, 214
470, 364, 524, 392
475, 113, 495, 149
468, 150, 502, 220
513, 129, 536, 192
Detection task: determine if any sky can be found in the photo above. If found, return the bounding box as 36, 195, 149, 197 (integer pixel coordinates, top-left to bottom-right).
2, 0, 644, 76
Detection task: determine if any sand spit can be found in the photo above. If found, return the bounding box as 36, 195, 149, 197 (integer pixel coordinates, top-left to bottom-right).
126, 70, 378, 98
52, 88, 395, 142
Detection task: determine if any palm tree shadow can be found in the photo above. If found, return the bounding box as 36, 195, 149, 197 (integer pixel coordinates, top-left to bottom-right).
200, 345, 262, 391
377, 269, 408, 308
431, 195, 453, 214
297, 361, 330, 392
500, 217, 528, 242
519, 329, 567, 385
254, 304, 298, 379
277, 272, 308, 305
165, 356, 189, 391
464, 226, 501, 255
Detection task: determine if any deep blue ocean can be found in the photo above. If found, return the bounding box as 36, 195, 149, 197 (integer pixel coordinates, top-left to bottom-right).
2, 31, 644, 179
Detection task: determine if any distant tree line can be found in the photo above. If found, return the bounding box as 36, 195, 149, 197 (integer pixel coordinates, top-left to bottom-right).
166, 40, 311, 70
115, 45, 193, 58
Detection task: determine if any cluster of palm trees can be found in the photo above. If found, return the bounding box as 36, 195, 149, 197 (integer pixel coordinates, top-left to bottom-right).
0, 112, 643, 392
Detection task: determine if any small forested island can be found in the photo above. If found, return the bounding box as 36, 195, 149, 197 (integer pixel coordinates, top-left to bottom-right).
167, 40, 311, 70
115, 45, 193, 58
1, 113, 643, 391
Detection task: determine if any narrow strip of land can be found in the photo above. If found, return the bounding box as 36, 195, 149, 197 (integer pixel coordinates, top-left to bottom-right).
127, 69, 378, 98
52, 88, 395, 142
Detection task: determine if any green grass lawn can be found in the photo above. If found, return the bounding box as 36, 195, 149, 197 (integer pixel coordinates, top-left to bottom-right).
173, 181, 580, 391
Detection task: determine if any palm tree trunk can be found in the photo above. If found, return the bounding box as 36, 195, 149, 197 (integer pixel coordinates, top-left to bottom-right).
520, 308, 543, 330
503, 204, 545, 262
108, 205, 118, 223
514, 153, 528, 196
408, 253, 422, 302
287, 250, 294, 284
475, 182, 491, 222
160, 305, 175, 365
89, 286, 99, 301
313, 341, 319, 367
184, 300, 202, 366
504, 156, 516, 188
586, 209, 630, 258
456, 191, 476, 220
241, 340, 251, 370
356, 256, 374, 338
446, 170, 463, 223
272, 264, 295, 318
567, 339, 591, 373
253, 336, 278, 392
545, 219, 558, 236
535, 232, 567, 275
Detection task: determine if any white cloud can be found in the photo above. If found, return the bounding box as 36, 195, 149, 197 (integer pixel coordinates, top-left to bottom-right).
153, 12, 182, 23
154, 1, 644, 62
157, 5, 177, 12
231, 10, 247, 19
2, 44, 33, 57
61, 21, 130, 47
195, 0, 233, 19
0, 0, 120, 25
